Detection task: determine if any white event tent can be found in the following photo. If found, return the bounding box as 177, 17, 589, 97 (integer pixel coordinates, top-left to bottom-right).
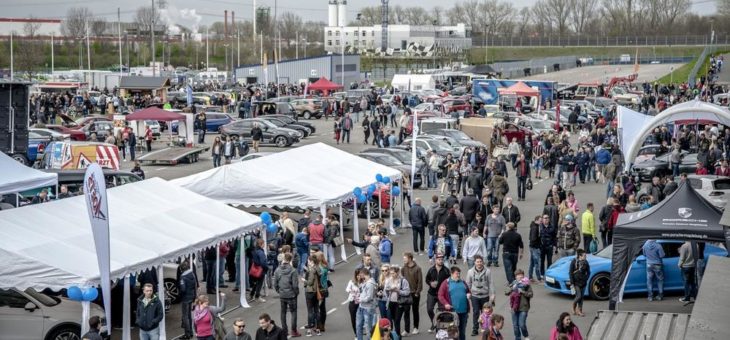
173, 142, 403, 260
0, 151, 57, 196
0, 177, 262, 338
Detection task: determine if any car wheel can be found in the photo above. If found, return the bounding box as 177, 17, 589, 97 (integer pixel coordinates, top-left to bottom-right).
368, 199, 380, 219
303, 111, 312, 120
46, 325, 81, 340
588, 272, 610, 300
164, 278, 181, 304
11, 154, 28, 166
275, 136, 288, 148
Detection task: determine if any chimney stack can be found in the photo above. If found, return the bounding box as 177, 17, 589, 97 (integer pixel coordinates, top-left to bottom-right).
224, 10, 228, 37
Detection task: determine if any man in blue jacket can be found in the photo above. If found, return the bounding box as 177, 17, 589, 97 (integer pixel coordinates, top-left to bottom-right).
642, 239, 665, 301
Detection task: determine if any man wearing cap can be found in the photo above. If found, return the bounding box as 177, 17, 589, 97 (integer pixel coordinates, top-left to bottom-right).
556, 214, 581, 258
438, 266, 471, 340
376, 318, 400, 340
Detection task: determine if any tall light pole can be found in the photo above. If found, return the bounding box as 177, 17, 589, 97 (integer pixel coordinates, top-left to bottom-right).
484, 24, 490, 65
356, 13, 362, 53
151, 0, 156, 76
50, 33, 54, 77
341, 25, 345, 88
432, 20, 438, 69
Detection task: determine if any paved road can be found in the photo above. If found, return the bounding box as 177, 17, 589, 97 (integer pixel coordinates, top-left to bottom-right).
524, 63, 684, 84
715, 55, 730, 83
113, 115, 697, 340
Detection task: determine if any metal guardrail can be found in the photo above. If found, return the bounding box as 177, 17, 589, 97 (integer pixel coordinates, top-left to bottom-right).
473, 35, 725, 47
688, 46, 713, 87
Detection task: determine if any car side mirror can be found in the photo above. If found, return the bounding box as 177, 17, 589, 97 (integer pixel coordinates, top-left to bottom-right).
24, 302, 38, 312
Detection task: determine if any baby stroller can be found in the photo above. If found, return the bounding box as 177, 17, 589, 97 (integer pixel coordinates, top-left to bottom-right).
434, 311, 459, 340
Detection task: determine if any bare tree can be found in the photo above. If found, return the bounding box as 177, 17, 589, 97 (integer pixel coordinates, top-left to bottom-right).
569, 0, 596, 35
445, 4, 466, 26
515, 7, 532, 37
17, 18, 44, 79
135, 5, 163, 35
431, 6, 444, 25
277, 12, 304, 47
481, 0, 515, 36
61, 7, 92, 38
545, 0, 572, 37
91, 17, 107, 37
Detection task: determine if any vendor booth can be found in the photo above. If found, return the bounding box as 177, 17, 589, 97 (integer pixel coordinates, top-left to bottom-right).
608, 182, 730, 310
307, 77, 343, 96
0, 178, 262, 338
497, 81, 540, 114
173, 142, 403, 260
118, 76, 170, 102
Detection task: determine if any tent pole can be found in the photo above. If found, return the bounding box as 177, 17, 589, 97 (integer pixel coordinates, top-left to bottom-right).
389, 184, 395, 235
366, 200, 371, 227
239, 236, 250, 307
215, 243, 220, 307
400, 178, 404, 224
353, 203, 361, 255
156, 266, 167, 339
122, 275, 130, 340
339, 204, 346, 262
378, 187, 382, 220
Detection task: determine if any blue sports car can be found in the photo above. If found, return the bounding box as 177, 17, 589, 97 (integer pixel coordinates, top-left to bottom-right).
543, 240, 727, 300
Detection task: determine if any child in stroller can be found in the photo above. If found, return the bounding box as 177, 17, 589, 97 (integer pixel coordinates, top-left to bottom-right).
434, 311, 459, 340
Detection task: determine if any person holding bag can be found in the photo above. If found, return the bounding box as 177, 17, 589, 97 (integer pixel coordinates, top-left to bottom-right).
384, 265, 411, 337
302, 257, 322, 337
249, 239, 268, 303
193, 293, 226, 340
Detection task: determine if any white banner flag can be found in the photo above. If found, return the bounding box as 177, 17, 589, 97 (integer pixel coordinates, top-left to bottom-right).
83, 163, 111, 334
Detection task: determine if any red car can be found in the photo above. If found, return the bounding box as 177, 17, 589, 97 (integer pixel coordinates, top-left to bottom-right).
45, 125, 87, 141
440, 98, 474, 117
500, 121, 533, 143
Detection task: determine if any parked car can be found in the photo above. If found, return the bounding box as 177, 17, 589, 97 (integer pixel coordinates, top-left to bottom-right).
423, 129, 486, 149
500, 121, 534, 144
634, 144, 667, 164
290, 99, 323, 119
26, 131, 51, 166
252, 101, 298, 118
685, 175, 730, 209
633, 151, 697, 182
361, 147, 425, 169
30, 128, 69, 142
403, 136, 459, 159
80, 120, 115, 142
517, 118, 555, 136
265, 114, 316, 134
0, 288, 107, 340
358, 152, 423, 189
258, 116, 312, 137
543, 241, 727, 300
220, 118, 301, 147
44, 125, 87, 141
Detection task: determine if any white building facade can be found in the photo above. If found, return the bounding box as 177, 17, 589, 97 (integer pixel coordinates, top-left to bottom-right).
323, 1, 471, 53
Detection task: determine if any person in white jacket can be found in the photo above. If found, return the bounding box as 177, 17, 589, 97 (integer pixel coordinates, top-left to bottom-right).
462, 226, 488, 269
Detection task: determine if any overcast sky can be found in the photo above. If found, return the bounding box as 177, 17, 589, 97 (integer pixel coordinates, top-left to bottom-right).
3, 0, 716, 28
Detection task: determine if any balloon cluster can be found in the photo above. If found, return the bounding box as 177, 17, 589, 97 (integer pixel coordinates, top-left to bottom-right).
352, 187, 367, 203
67, 286, 98, 301
260, 212, 277, 233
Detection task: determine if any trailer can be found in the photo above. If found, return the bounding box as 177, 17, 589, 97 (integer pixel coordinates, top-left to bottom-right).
136, 146, 209, 165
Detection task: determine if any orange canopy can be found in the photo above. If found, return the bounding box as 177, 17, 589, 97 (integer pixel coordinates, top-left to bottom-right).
498, 81, 539, 96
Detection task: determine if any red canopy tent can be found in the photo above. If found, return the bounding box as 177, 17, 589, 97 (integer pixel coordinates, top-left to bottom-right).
307, 77, 343, 95
125, 107, 185, 121
497, 81, 539, 96
497, 81, 541, 116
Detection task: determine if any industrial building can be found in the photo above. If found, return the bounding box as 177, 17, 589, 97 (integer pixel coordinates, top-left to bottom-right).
234, 54, 361, 87
323, 0, 471, 54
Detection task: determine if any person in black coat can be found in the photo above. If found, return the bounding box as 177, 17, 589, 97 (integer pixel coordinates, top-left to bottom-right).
409, 198, 429, 254
179, 261, 198, 339
459, 189, 481, 227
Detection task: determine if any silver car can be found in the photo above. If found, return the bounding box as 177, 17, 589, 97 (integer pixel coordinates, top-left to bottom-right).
0, 288, 106, 340
687, 175, 730, 209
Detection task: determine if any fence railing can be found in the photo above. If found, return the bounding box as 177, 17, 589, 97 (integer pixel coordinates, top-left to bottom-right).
688, 46, 714, 87
472, 35, 726, 47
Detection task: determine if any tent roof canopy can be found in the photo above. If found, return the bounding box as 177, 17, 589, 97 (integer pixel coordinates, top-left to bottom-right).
308, 77, 343, 91
172, 142, 402, 208
608, 182, 730, 309
0, 177, 261, 290
0, 152, 57, 195
498, 81, 539, 96
125, 107, 185, 121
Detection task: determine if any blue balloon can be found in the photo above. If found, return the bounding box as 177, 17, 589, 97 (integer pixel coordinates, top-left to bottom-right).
392, 186, 401, 196
267, 222, 278, 233
382, 177, 390, 184
82, 287, 98, 301
260, 212, 272, 223
357, 194, 367, 203
67, 286, 82, 301
375, 174, 383, 182
353, 187, 362, 196
394, 218, 401, 227
368, 184, 377, 193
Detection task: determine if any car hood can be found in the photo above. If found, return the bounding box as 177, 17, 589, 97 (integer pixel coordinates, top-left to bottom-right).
277, 127, 300, 134
633, 158, 665, 169
456, 139, 485, 148
545, 254, 609, 279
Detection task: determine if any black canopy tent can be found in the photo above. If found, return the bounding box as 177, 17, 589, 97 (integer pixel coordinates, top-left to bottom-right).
608, 182, 730, 310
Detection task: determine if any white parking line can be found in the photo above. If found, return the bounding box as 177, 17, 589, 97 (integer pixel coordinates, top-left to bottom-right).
327, 308, 337, 315
155, 167, 168, 171
341, 300, 349, 305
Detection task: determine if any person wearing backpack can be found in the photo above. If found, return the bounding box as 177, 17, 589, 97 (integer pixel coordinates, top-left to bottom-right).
503, 269, 532, 340
379, 233, 394, 264
193, 293, 226, 340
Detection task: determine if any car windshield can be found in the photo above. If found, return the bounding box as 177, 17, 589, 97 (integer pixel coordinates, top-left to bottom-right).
415, 103, 430, 110
528, 120, 548, 129
266, 119, 285, 127
713, 179, 730, 190
445, 130, 471, 140
375, 154, 403, 166
613, 87, 627, 95
594, 245, 612, 259
25, 289, 59, 307
259, 120, 277, 128
430, 140, 453, 152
